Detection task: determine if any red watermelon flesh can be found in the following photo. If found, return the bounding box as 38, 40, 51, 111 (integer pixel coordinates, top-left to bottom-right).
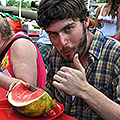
8, 82, 56, 117
11, 82, 45, 104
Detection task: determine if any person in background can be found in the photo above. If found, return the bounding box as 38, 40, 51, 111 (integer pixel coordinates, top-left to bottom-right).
35, 28, 53, 68
7, 17, 23, 33
1, 12, 23, 33
0, 13, 46, 91
89, 17, 95, 28
95, 0, 120, 40
35, 0, 120, 119
38, 28, 52, 45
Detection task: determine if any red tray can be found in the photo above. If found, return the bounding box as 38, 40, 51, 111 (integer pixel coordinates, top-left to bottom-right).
0, 99, 64, 120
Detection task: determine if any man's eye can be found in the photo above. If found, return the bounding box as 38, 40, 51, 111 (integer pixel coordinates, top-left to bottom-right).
48, 32, 57, 37
48, 32, 58, 40
65, 27, 73, 33
50, 32, 57, 37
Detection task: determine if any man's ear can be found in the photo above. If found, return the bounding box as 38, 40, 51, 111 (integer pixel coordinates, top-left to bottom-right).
84, 17, 90, 28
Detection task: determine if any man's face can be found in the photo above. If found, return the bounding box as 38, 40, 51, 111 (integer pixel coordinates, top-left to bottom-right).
46, 18, 87, 62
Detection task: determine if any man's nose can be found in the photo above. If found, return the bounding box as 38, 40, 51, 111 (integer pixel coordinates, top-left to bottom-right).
59, 32, 68, 47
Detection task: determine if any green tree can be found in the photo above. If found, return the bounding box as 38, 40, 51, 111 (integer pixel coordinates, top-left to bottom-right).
92, 0, 107, 3
6, 0, 18, 6
6, 0, 31, 9
0, 1, 2, 5
21, 0, 31, 8
99, 0, 106, 3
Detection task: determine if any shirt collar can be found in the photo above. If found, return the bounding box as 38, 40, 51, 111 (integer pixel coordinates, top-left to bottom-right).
88, 28, 106, 60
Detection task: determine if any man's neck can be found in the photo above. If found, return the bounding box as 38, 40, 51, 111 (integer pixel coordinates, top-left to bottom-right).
70, 30, 94, 69
80, 30, 93, 67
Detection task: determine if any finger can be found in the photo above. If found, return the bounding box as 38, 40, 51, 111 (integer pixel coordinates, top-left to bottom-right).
26, 83, 38, 91
59, 66, 67, 72
52, 80, 60, 87
6, 81, 38, 98
54, 72, 68, 84
6, 82, 18, 97
73, 53, 85, 72
56, 70, 68, 79
18, 81, 38, 92
8, 82, 17, 92
52, 80, 65, 91
53, 74, 62, 83
6, 91, 9, 98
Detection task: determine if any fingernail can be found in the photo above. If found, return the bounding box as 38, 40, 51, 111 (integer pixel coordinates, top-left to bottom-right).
6, 91, 9, 97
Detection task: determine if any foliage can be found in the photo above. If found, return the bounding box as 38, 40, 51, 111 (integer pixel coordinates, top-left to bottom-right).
6, 0, 106, 9
6, 0, 17, 6
0, 1, 2, 6
99, 0, 107, 3
6, 0, 31, 9
93, 0, 107, 3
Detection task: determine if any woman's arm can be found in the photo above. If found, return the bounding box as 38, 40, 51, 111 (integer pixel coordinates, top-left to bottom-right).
11, 39, 37, 86
115, 6, 120, 40
89, 18, 95, 28
95, 5, 102, 28
0, 39, 37, 90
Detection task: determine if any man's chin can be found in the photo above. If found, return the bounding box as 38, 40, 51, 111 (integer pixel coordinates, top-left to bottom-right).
63, 55, 74, 63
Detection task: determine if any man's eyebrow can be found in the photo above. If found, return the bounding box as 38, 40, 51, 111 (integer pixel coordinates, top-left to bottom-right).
61, 22, 75, 31
46, 31, 56, 34
46, 22, 75, 33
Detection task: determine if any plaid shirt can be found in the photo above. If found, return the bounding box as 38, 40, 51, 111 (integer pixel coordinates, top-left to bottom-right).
35, 42, 53, 68
45, 28, 120, 120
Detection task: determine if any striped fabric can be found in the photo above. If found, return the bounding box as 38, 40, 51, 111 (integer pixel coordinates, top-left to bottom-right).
45, 28, 120, 120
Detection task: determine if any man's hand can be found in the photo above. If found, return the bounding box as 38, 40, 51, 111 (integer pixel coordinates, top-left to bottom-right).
53, 53, 89, 97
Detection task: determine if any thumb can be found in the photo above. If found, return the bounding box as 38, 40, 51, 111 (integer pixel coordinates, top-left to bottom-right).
73, 53, 85, 72
26, 83, 38, 92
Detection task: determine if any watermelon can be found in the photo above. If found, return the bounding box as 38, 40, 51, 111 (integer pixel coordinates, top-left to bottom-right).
8, 82, 56, 117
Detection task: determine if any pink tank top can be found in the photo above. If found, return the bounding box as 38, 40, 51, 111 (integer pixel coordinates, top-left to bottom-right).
0, 33, 46, 88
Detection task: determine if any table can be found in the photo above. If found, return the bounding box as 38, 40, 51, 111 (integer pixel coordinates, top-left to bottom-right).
0, 87, 77, 120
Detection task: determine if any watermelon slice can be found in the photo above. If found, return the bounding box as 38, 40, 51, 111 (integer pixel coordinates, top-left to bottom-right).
8, 82, 56, 117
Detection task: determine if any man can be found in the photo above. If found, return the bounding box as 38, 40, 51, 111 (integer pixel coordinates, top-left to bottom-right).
38, 0, 120, 119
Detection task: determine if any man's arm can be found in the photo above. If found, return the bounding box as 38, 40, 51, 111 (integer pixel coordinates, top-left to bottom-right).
53, 54, 120, 120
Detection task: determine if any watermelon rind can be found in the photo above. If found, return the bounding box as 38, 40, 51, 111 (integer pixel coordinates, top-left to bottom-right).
8, 82, 56, 117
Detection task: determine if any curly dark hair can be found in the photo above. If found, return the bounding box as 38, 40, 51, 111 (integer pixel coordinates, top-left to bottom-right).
108, 0, 120, 19
37, 0, 87, 29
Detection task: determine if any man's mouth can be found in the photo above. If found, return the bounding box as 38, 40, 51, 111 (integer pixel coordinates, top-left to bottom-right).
61, 49, 74, 57
60, 46, 75, 57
